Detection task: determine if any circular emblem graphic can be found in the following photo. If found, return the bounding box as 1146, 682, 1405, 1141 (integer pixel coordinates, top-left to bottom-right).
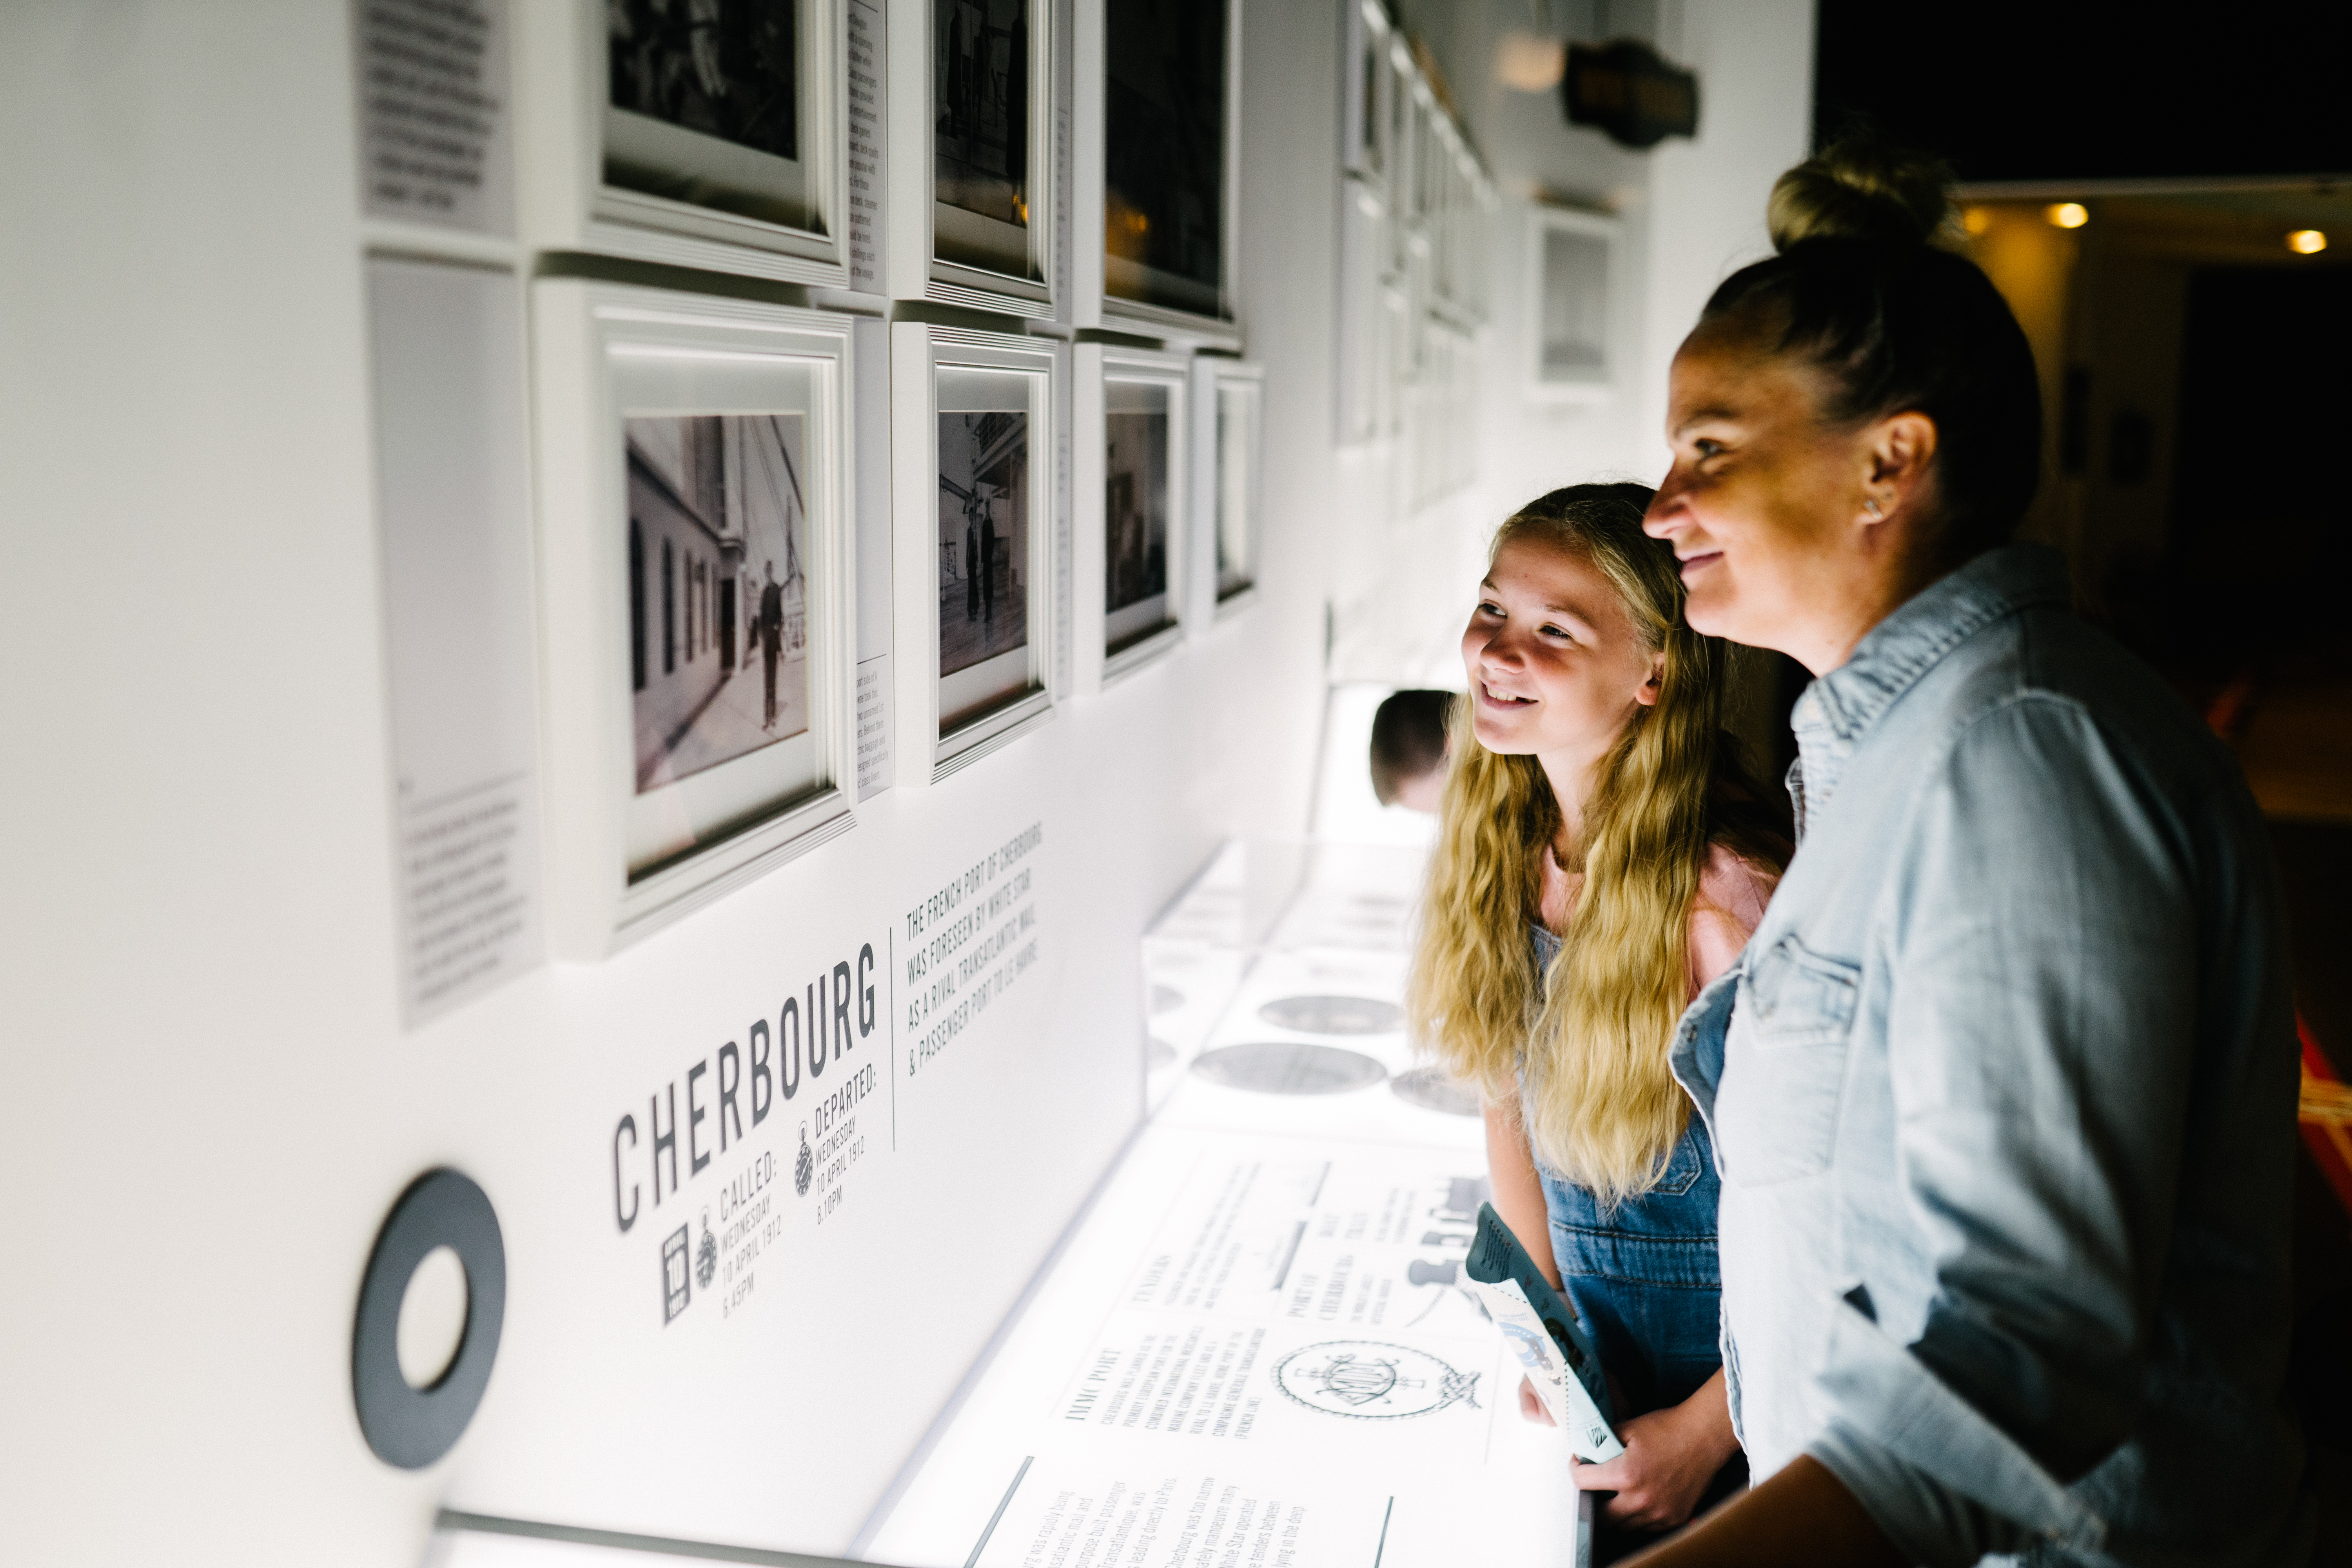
794, 1125, 814, 1196
1190, 1042, 1387, 1096
1271, 1341, 1481, 1420
694, 1218, 717, 1289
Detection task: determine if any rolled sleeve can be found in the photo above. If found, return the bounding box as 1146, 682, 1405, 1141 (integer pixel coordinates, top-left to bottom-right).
1806, 1294, 2107, 1565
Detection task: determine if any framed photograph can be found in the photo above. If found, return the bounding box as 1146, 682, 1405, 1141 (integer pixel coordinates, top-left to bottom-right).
1189, 358, 1264, 624
1528, 205, 1619, 400
1334, 181, 1387, 446
1096, 0, 1241, 342
930, 0, 1056, 309
515, 0, 849, 283
1386, 37, 1417, 262
889, 323, 1060, 784
1074, 343, 1188, 690
1340, 0, 1390, 189
534, 283, 857, 955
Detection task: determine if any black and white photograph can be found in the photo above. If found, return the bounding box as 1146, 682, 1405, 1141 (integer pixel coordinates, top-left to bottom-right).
1213, 379, 1258, 599
936, 410, 1030, 686
606, 0, 806, 226
1103, 0, 1227, 316
1104, 395, 1169, 646
933, 0, 1028, 227
626, 413, 809, 800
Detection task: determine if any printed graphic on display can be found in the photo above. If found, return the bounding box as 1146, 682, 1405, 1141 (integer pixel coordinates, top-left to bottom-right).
934, 0, 1028, 224
625, 414, 808, 793
1104, 410, 1167, 617
938, 412, 1030, 677
1272, 1342, 1480, 1420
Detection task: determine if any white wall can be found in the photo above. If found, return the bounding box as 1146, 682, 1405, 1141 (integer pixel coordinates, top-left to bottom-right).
0, 4, 1807, 1564
1334, 0, 1814, 690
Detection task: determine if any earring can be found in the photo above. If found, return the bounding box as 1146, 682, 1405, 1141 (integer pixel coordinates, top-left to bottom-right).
1864, 496, 1884, 518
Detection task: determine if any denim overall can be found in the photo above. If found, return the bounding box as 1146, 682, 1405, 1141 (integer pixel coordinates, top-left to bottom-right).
1530, 925, 1743, 1561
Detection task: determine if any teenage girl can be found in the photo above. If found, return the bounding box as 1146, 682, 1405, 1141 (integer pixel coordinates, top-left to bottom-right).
1406, 483, 1786, 1557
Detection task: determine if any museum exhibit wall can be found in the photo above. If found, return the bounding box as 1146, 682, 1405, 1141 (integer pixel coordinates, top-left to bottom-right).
1329, 0, 1812, 700
0, 4, 1804, 1566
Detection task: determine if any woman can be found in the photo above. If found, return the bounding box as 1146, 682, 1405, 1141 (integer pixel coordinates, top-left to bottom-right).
1406, 484, 1786, 1557
1622, 142, 2311, 1566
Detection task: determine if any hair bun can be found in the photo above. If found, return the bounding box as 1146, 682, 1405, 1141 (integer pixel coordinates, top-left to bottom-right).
1767, 134, 1956, 251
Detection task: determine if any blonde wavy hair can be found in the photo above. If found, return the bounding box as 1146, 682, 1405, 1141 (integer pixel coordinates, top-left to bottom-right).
1405, 485, 1786, 1205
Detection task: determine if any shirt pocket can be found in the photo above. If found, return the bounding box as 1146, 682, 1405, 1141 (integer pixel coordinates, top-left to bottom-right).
1717, 934, 1861, 1186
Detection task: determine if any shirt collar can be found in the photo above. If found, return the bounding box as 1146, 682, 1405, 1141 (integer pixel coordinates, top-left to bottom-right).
1787, 544, 2071, 808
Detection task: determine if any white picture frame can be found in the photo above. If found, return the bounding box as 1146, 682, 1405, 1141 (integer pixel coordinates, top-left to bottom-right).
883, 0, 1063, 317
1528, 205, 1620, 401
1074, 342, 1189, 691
533, 283, 858, 957
514, 0, 852, 285
1340, 0, 1391, 191
889, 323, 1061, 785
1334, 181, 1387, 446
1082, 0, 1244, 348
1189, 357, 1265, 626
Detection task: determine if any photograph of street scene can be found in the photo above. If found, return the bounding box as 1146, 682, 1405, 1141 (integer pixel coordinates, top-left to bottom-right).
937, 411, 1030, 679
626, 414, 808, 794
934, 0, 1028, 224
1105, 406, 1169, 630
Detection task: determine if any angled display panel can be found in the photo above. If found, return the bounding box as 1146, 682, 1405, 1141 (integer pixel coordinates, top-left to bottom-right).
534, 283, 857, 955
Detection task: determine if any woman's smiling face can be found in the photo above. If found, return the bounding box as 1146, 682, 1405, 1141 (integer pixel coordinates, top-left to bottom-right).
1461, 536, 1660, 762
1642, 320, 1893, 666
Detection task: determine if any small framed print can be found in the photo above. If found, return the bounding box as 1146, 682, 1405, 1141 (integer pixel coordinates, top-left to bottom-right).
926, 0, 1057, 312
1097, 0, 1241, 343
534, 283, 857, 955
1341, 0, 1391, 189
1334, 181, 1387, 446
515, 0, 849, 283
889, 323, 1060, 784
1189, 358, 1264, 624
1386, 37, 1416, 256
1528, 205, 1620, 401
1074, 343, 1189, 690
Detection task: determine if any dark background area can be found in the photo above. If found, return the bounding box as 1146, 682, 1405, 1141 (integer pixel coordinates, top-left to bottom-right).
1813, 0, 2352, 183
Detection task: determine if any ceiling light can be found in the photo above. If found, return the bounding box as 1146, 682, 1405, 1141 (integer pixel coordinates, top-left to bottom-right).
2045, 202, 2089, 230
2288, 229, 2328, 254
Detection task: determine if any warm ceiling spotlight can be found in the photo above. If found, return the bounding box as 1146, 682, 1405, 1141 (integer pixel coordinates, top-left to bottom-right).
2289, 229, 2328, 254
2045, 202, 2089, 230
1962, 207, 1991, 235
1494, 30, 1565, 93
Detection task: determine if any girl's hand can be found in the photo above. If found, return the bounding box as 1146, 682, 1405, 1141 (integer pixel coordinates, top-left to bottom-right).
1519, 1374, 1554, 1425
1567, 1372, 1740, 1532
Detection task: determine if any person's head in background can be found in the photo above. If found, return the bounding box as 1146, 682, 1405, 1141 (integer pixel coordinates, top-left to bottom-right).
1368, 689, 1454, 813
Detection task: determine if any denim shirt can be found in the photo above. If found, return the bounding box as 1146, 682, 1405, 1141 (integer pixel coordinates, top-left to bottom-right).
1668, 546, 2311, 1567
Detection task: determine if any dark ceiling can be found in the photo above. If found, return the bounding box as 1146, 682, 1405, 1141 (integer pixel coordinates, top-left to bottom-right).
1813, 1, 2352, 185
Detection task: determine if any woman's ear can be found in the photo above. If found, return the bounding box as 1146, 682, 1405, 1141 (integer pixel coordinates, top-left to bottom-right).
1634, 652, 1666, 707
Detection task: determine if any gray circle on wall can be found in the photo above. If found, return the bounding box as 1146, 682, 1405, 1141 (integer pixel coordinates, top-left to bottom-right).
1191, 1042, 1388, 1095
1149, 984, 1186, 1016
1390, 1066, 1483, 1117
352, 1167, 505, 1470
1257, 995, 1406, 1036
1148, 1037, 1178, 1071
